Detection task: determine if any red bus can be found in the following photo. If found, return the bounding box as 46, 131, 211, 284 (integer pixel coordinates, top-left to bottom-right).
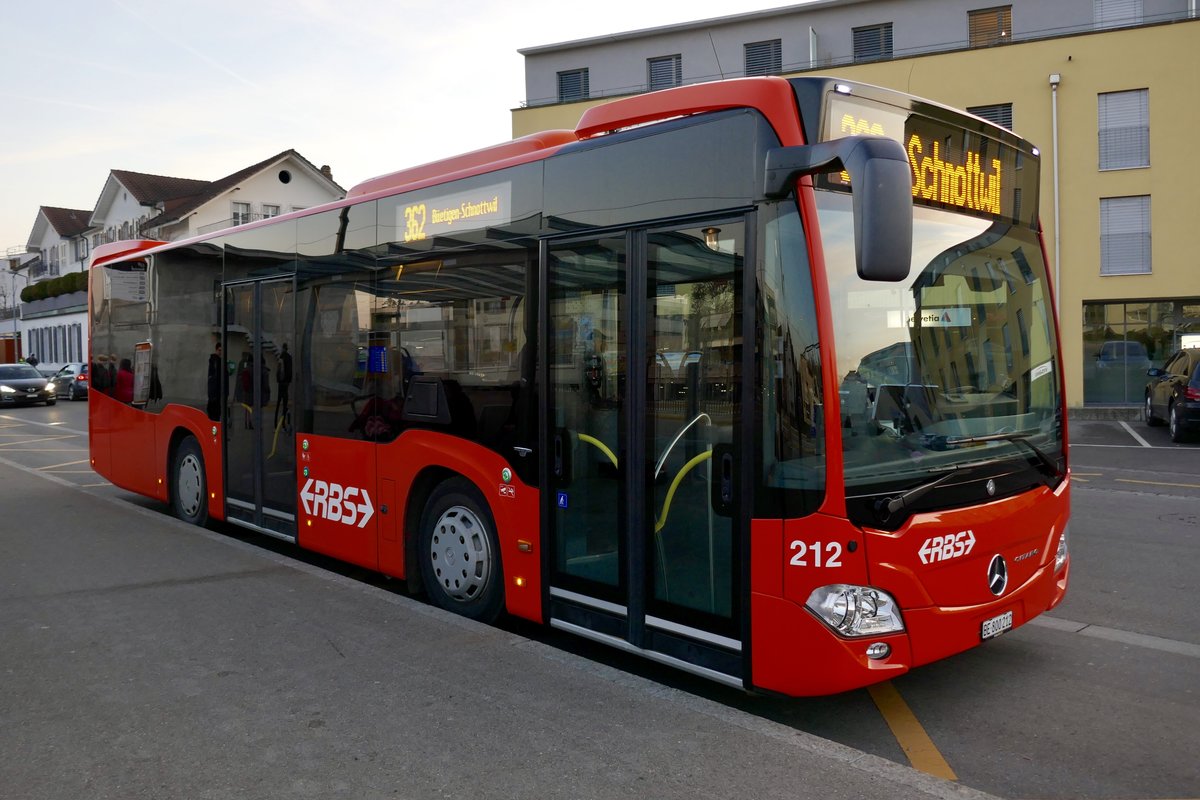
88, 76, 1069, 696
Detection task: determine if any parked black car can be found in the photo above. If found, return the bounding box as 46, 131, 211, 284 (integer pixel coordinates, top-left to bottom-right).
0, 363, 56, 406
48, 362, 90, 400
1145, 347, 1200, 442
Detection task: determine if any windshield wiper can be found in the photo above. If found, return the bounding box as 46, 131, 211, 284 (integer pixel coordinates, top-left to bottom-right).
941, 432, 1063, 487
874, 466, 965, 521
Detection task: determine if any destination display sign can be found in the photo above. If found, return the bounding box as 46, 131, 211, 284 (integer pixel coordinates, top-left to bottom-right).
398, 183, 512, 243
820, 93, 1037, 226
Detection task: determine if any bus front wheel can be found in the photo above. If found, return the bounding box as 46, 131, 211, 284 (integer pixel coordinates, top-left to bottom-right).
418, 478, 504, 622
171, 436, 209, 526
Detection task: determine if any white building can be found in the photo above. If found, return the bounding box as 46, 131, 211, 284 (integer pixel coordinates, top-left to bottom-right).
12, 150, 343, 371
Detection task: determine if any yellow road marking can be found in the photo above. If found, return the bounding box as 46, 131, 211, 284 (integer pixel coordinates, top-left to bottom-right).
867, 681, 957, 781
38, 459, 92, 470
0, 436, 77, 448
1116, 478, 1200, 490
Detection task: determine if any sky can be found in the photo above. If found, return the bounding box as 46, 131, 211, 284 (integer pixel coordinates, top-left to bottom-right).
0, 0, 801, 253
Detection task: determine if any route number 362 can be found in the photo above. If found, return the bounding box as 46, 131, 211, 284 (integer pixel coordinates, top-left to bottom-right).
789, 540, 844, 568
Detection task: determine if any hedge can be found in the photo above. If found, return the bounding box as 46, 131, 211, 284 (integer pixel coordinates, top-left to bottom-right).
20, 270, 87, 303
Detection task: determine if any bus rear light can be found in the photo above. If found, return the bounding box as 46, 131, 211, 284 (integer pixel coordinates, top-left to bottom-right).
805, 584, 904, 637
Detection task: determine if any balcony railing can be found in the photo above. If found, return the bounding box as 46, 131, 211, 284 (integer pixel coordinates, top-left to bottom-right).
197, 213, 278, 235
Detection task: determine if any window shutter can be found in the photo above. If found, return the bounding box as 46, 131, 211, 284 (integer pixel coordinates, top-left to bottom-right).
968, 6, 1012, 47
1100, 196, 1151, 275
1098, 89, 1149, 169
648, 55, 682, 91
1094, 0, 1143, 28
557, 69, 590, 102
744, 40, 782, 75
853, 23, 893, 62
967, 103, 1014, 130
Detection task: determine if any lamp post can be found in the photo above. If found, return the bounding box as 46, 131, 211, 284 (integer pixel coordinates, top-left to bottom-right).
7, 258, 31, 360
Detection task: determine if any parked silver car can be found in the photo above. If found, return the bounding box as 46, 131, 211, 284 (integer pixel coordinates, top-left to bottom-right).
48, 362, 90, 400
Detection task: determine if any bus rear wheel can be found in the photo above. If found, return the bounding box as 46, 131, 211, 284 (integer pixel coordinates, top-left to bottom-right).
171, 436, 209, 526
418, 478, 504, 622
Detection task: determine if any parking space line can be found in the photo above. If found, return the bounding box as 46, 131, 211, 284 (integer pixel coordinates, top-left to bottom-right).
867, 681, 958, 781
1119, 421, 1152, 448
38, 459, 91, 470
1116, 478, 1200, 490
0, 435, 77, 447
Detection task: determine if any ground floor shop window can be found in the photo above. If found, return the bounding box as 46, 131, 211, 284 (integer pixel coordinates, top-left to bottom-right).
1083, 298, 1200, 404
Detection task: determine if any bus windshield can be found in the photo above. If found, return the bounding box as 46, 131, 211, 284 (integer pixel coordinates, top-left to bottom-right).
817, 190, 1062, 503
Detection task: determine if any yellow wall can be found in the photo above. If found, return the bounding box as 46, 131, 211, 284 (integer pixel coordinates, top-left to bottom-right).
513, 20, 1200, 406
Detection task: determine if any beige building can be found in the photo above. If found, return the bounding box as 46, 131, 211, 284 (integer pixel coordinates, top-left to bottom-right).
512, 1, 1200, 408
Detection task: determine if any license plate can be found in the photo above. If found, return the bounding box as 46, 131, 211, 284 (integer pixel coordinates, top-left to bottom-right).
981, 610, 1013, 640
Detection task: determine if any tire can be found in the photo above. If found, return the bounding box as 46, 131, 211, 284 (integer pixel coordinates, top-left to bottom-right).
418, 478, 504, 622
1169, 401, 1189, 443
171, 436, 210, 526
1144, 394, 1163, 426
67, 383, 77, 401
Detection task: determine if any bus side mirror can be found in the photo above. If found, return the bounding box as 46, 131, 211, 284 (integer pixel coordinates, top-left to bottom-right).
764, 135, 913, 282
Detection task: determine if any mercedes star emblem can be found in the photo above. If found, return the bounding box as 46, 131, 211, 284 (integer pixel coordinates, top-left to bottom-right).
987, 554, 1008, 596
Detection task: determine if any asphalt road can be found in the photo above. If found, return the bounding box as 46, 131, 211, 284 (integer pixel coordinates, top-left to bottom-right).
2, 400, 1198, 799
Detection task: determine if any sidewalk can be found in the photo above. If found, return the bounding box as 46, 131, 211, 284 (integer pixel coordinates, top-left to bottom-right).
0, 459, 997, 800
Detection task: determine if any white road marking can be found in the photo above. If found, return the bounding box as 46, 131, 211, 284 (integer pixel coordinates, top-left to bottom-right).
1119, 420, 1152, 448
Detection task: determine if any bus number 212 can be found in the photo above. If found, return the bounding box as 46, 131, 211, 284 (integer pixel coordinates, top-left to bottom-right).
789, 540, 843, 568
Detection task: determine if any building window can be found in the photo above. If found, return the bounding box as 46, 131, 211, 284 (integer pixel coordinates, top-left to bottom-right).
648, 54, 682, 91
262, 204, 280, 219
1083, 298, 1200, 405
744, 39, 782, 75
1099, 89, 1149, 170
557, 68, 589, 102
967, 102, 1014, 130
969, 6, 1012, 47
1094, 0, 1142, 29
853, 23, 893, 62
233, 202, 251, 226
1100, 195, 1151, 276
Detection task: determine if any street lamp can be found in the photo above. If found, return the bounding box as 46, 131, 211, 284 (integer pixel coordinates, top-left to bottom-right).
7, 258, 31, 361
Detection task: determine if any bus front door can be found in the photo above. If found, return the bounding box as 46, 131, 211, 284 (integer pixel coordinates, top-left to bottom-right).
546, 221, 746, 688
223, 278, 297, 540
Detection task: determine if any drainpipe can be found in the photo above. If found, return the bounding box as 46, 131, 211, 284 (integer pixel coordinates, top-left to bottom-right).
1049, 73, 1062, 311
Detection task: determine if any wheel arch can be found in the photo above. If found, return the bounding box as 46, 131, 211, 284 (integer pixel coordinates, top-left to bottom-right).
161, 416, 224, 523
403, 465, 460, 595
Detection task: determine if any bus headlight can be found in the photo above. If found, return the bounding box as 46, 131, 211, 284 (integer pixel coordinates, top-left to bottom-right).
805, 584, 904, 637
1055, 524, 1069, 573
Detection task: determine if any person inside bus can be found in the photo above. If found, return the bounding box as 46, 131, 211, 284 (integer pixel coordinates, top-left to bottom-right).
274, 342, 293, 432
114, 358, 134, 404
207, 342, 223, 421
348, 377, 405, 442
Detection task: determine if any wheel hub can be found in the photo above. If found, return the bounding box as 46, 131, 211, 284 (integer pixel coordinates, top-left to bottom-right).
429, 505, 491, 602
177, 454, 203, 517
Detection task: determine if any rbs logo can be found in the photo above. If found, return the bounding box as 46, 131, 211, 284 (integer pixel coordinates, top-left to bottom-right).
300, 479, 375, 528
918, 529, 976, 565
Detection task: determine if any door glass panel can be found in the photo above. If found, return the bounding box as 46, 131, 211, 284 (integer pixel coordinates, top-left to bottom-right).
225, 280, 296, 529
261, 281, 296, 515
548, 237, 627, 591
225, 284, 257, 511
646, 222, 742, 621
